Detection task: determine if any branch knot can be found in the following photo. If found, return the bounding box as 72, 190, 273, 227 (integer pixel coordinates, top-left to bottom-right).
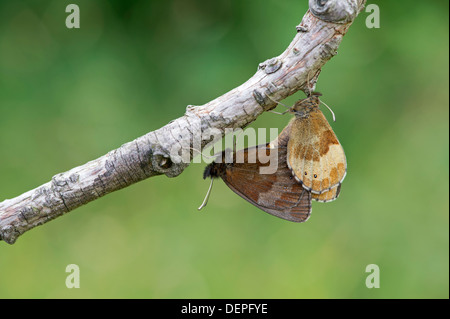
309, 0, 363, 24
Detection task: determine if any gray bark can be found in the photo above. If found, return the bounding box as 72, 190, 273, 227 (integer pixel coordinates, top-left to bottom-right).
0, 0, 366, 244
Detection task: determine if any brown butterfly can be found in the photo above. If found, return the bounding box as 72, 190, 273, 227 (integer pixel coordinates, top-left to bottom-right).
199, 126, 312, 222
281, 92, 347, 201
280, 118, 343, 203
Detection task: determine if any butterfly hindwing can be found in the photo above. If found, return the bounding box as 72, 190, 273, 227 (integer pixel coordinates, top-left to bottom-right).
311, 184, 341, 202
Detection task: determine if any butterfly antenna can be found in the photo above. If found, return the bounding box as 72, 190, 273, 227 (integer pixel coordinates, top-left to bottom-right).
198, 178, 214, 210
265, 93, 291, 110
268, 110, 290, 115
320, 100, 336, 122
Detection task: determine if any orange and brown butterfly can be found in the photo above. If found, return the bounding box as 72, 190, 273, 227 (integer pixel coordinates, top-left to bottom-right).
282, 92, 347, 202
199, 127, 312, 223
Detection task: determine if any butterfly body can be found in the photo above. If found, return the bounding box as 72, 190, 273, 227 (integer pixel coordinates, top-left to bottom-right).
289, 92, 322, 118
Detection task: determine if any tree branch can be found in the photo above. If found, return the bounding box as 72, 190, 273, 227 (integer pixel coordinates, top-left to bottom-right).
0, 0, 366, 244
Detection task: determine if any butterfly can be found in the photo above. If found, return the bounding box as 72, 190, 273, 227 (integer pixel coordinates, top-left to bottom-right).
199, 125, 312, 222
278, 92, 347, 201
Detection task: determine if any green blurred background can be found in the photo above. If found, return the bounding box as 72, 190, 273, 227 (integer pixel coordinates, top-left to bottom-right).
0, 0, 448, 298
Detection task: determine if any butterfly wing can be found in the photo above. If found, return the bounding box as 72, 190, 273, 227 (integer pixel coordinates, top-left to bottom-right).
287, 110, 346, 194
219, 133, 311, 222
311, 184, 341, 202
